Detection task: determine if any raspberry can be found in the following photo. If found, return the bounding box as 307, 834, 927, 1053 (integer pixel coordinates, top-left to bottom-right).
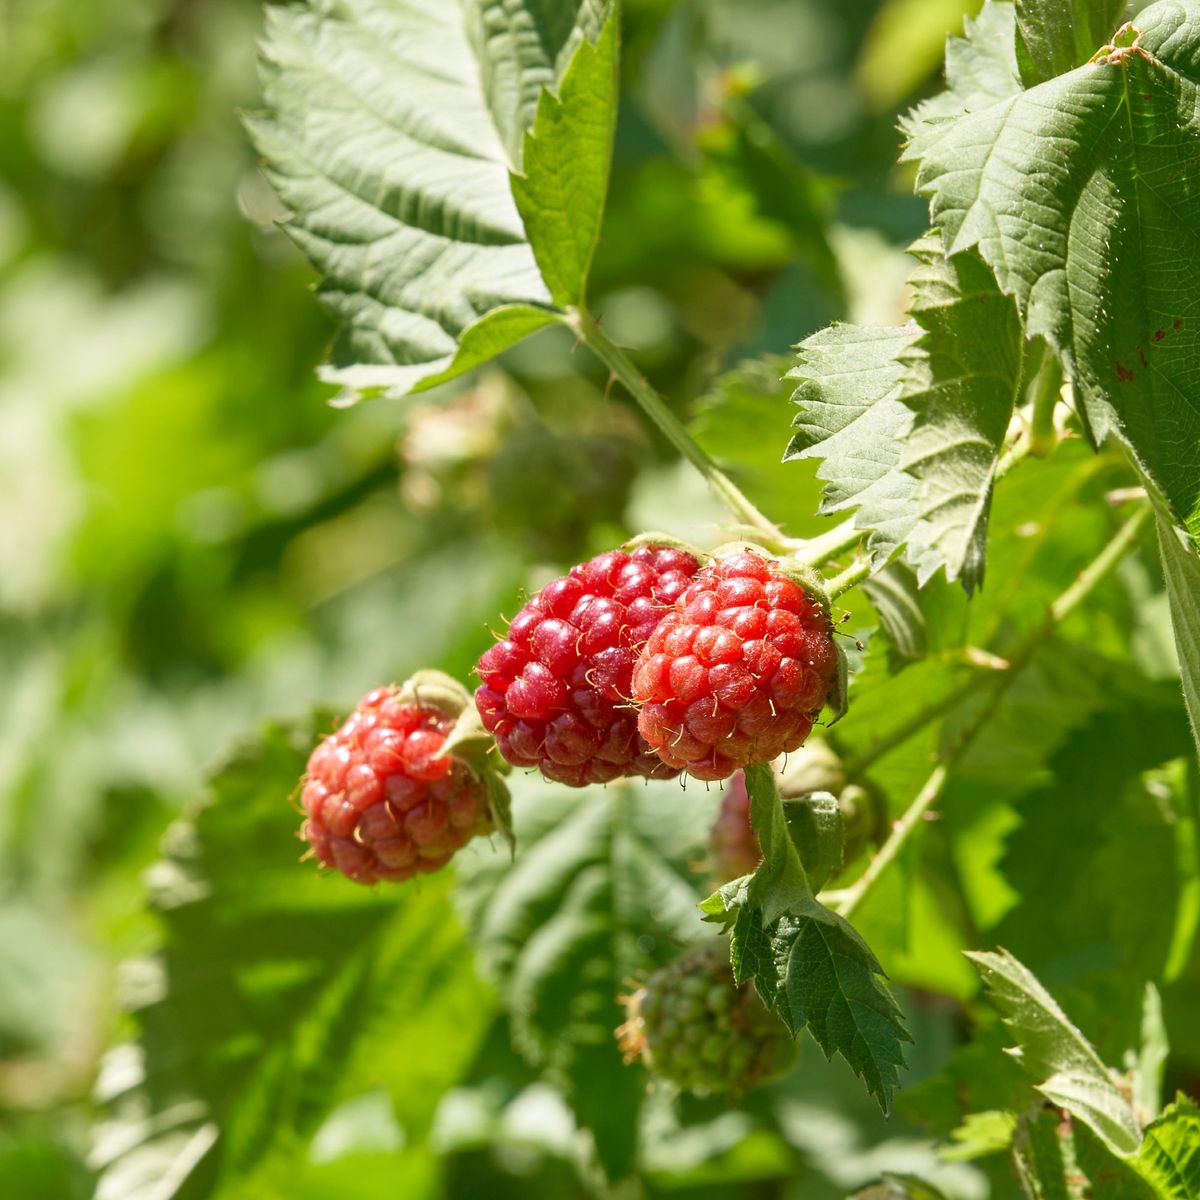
475, 544, 702, 786
618, 941, 793, 1095
632, 550, 839, 781
709, 771, 760, 882
300, 679, 494, 885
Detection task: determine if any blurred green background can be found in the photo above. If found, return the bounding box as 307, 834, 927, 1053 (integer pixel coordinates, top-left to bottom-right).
15, 0, 1163, 1196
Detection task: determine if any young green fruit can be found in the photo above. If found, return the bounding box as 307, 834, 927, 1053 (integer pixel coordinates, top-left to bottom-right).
618, 940, 793, 1095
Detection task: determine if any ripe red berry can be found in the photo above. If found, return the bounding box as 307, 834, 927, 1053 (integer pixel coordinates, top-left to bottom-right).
301, 684, 493, 884
475, 545, 702, 786
632, 550, 838, 781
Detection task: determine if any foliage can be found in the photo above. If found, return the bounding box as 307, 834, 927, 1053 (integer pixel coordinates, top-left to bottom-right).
3, 1, 1199, 1199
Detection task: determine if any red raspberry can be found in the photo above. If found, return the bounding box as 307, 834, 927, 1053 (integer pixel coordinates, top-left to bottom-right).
632, 550, 838, 782
475, 545, 702, 786
300, 685, 492, 884
709, 771, 761, 882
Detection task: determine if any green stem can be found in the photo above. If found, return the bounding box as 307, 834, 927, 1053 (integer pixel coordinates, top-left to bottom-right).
827, 558, 873, 600
1026, 340, 1063, 459
826, 505, 1150, 919
572, 309, 781, 541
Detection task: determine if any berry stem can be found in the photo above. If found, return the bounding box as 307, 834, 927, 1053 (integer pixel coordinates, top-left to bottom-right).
825, 504, 1150, 919
826, 558, 873, 600
570, 308, 782, 542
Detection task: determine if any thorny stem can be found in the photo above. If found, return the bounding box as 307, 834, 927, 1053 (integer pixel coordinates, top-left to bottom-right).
824, 505, 1151, 919
572, 309, 782, 542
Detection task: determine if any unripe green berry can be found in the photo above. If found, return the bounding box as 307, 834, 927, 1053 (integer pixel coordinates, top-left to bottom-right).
617, 941, 793, 1096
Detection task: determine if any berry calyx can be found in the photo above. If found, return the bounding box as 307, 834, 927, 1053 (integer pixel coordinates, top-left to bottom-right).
300, 673, 497, 885
632, 550, 840, 781
618, 940, 793, 1095
475, 544, 702, 786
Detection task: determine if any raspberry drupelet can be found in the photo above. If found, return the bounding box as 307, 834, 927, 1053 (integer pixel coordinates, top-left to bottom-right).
632, 550, 839, 782
301, 685, 493, 884
475, 545, 702, 786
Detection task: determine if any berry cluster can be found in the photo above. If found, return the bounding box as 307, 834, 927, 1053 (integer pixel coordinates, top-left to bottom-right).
300, 684, 493, 885
618, 941, 793, 1095
478, 545, 839, 787
297, 542, 841, 887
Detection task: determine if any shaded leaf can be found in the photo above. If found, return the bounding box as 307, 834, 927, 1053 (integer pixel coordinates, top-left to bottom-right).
967, 949, 1142, 1156
729, 898, 910, 1115
454, 774, 717, 1182
96, 716, 492, 1199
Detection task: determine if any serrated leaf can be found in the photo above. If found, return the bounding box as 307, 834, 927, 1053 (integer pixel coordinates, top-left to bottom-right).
967, 949, 1142, 1156
905, 0, 1200, 544
898, 237, 1024, 591
96, 716, 493, 1199
902, 1, 1023, 138
1156, 511, 1200, 764
1015, 0, 1127, 85
774, 899, 910, 1114
250, 0, 611, 399
453, 774, 717, 1182
785, 323, 921, 563
512, 10, 617, 306
729, 896, 909, 1114
1134, 1095, 1200, 1199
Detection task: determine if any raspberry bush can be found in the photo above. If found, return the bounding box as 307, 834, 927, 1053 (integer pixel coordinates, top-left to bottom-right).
68, 2, 1200, 1200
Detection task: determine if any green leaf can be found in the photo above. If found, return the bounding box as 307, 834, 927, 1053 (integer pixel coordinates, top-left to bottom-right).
861, 564, 929, 660
250, 1, 611, 400
453, 773, 718, 1182
743, 761, 812, 922
942, 1110, 1019, 1162
96, 716, 493, 1199
1133, 1095, 1200, 1199
725, 897, 909, 1115
1135, 984, 1170, 1124
902, 1, 1023, 138
1015, 0, 1127, 85
1156, 511, 1200, 764
905, 0, 1200, 544
898, 237, 1024, 591
1014, 1107, 1157, 1200
966, 949, 1142, 1156
785, 323, 921, 564
782, 790, 843, 894
511, 10, 617, 307
761, 900, 910, 1114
